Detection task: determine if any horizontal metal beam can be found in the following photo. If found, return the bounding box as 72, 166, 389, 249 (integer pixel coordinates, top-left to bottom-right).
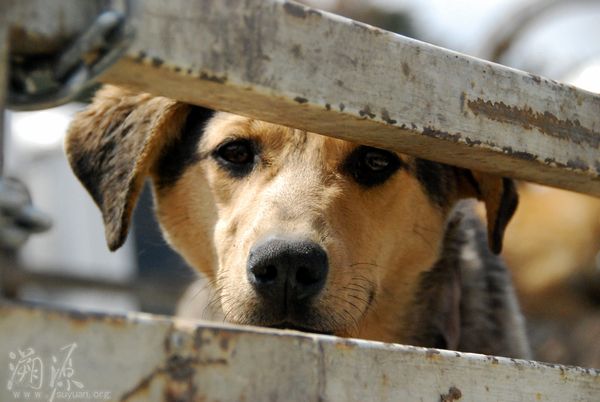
5, 0, 600, 195
96, 0, 600, 196
1, 303, 599, 402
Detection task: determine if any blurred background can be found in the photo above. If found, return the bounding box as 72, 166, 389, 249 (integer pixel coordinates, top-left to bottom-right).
2, 0, 600, 368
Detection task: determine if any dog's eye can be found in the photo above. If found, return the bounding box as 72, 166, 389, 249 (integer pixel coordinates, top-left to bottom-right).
214, 139, 257, 176
364, 151, 391, 171
343, 146, 403, 187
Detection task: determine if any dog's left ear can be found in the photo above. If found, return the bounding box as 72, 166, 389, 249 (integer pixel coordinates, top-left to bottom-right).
457, 171, 518, 254
65, 85, 193, 251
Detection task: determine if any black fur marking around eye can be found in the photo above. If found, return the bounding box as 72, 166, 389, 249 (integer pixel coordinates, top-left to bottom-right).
155, 106, 213, 188
414, 159, 459, 207
212, 138, 259, 178
343, 146, 404, 187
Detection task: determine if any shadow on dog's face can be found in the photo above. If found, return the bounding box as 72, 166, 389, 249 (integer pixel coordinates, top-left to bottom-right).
66, 86, 516, 343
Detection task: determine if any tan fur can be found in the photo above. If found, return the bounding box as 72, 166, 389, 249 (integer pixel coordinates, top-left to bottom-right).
156, 113, 445, 342
66, 86, 519, 347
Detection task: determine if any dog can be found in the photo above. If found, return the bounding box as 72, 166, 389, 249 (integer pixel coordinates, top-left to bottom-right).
65, 85, 530, 358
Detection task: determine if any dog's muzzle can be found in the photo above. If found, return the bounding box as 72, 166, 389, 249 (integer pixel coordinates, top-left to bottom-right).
247, 236, 328, 312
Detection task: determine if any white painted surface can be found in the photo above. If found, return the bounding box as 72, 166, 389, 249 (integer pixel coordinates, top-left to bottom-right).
0, 304, 598, 401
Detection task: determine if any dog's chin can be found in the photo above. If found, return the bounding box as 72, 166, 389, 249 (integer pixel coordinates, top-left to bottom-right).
233, 308, 337, 336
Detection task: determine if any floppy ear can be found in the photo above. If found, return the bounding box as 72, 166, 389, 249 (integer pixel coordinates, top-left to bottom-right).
457, 171, 518, 254
65, 85, 193, 251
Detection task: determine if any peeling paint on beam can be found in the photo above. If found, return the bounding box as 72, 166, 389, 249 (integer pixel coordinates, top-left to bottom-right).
7, 0, 595, 193
467, 98, 599, 148
1, 303, 599, 401
93, 0, 600, 195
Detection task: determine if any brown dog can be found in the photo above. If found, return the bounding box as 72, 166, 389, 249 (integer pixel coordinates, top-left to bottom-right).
65, 85, 530, 358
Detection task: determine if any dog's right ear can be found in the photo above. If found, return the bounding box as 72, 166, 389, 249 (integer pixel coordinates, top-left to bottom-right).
65, 85, 193, 251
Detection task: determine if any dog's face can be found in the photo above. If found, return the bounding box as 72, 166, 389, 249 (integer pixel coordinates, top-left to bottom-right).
156, 112, 448, 340
66, 86, 517, 344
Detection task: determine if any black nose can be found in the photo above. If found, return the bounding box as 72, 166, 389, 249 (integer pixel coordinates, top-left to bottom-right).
247, 237, 328, 304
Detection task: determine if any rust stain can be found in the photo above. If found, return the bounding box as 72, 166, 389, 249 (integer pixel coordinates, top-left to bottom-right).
401, 62, 410, 78
467, 98, 599, 148
425, 349, 441, 359
529, 74, 542, 84
133, 51, 146, 63
164, 355, 199, 402
64, 309, 128, 329
359, 105, 376, 119
381, 109, 397, 125
199, 72, 227, 84
283, 2, 307, 18
166, 355, 198, 381
121, 354, 228, 401
220, 336, 230, 351
501, 147, 537, 162
440, 386, 462, 401
193, 328, 239, 353
164, 324, 177, 354
486, 355, 499, 365
566, 158, 588, 171
351, 20, 384, 36
291, 44, 302, 58
120, 369, 155, 401
422, 126, 463, 143
334, 338, 359, 351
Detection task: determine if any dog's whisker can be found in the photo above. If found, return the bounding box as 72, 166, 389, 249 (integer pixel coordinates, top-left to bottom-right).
345, 284, 369, 293
349, 262, 380, 268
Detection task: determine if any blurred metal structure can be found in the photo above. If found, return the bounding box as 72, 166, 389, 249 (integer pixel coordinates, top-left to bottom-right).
1, 0, 600, 400
483, 0, 600, 64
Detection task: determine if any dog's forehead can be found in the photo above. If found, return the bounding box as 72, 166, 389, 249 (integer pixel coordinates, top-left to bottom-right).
202, 112, 356, 158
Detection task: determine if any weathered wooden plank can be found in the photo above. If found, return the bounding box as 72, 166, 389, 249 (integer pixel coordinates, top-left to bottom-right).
96, 0, 600, 196
0, 303, 598, 402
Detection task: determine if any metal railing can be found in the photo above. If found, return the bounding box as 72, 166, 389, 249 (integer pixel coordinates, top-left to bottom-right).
1, 1, 599, 401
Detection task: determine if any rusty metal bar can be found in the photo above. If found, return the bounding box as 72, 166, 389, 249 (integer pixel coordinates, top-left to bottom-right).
0, 303, 598, 402
4, 0, 600, 195
98, 0, 600, 196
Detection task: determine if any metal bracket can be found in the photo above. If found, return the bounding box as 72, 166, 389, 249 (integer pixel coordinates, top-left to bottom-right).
0, 178, 52, 250
8, 10, 133, 111
0, 5, 134, 250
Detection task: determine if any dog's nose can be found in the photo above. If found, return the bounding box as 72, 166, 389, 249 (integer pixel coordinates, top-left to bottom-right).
247, 237, 328, 303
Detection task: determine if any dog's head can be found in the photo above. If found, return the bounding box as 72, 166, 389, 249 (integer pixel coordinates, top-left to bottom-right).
66, 86, 517, 343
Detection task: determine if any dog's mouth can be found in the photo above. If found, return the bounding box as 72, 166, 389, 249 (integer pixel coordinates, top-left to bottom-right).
269, 322, 334, 336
